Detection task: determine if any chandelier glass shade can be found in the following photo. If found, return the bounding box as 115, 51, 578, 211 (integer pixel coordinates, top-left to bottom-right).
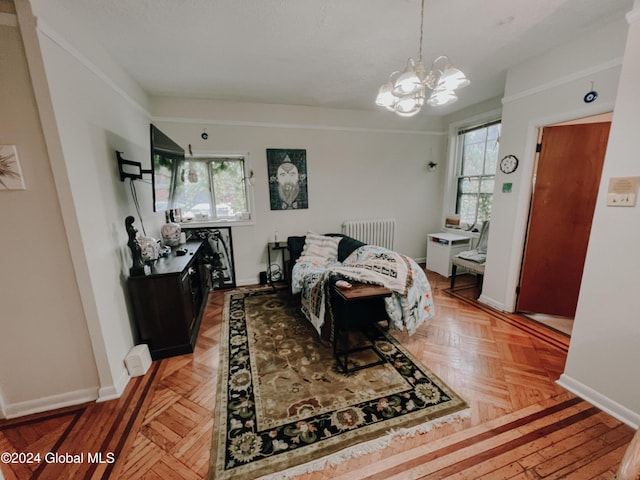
376, 0, 469, 117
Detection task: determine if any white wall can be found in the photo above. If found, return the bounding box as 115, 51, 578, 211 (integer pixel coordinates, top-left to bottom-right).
0, 0, 168, 417
0, 9, 98, 417
479, 8, 639, 426
23, 0, 167, 403
559, 1, 640, 428
151, 97, 448, 285
481, 16, 628, 313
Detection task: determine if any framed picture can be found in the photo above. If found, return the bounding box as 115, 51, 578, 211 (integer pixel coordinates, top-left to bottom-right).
267, 148, 308, 210
0, 145, 26, 190
184, 227, 236, 290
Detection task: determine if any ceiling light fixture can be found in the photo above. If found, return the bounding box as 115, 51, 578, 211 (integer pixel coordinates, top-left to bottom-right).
376, 0, 469, 117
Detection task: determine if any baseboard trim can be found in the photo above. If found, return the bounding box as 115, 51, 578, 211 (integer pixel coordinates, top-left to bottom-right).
557, 373, 640, 429
0, 387, 6, 419
97, 368, 130, 403
3, 387, 98, 419
237, 277, 260, 287
478, 294, 507, 312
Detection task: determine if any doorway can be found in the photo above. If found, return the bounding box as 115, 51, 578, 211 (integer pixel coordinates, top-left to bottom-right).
516, 115, 611, 334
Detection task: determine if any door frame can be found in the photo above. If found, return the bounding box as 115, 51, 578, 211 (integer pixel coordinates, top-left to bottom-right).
515, 112, 613, 317
495, 102, 615, 315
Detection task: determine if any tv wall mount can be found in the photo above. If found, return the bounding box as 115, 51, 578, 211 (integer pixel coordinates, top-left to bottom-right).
117, 151, 152, 181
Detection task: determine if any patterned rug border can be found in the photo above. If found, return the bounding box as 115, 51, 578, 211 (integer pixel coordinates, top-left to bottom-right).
210, 288, 469, 480
257, 408, 471, 480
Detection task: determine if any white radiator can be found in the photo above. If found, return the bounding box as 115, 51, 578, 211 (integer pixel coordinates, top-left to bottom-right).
341, 218, 396, 250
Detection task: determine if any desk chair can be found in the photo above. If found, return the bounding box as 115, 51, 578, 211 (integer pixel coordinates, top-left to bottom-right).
450, 221, 490, 295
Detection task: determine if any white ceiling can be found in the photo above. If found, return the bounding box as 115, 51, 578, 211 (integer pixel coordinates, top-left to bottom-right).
43, 0, 634, 116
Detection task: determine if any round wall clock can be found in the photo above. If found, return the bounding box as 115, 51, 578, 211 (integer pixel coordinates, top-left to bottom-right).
499, 155, 519, 174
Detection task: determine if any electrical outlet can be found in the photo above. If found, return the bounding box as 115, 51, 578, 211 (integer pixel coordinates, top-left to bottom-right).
606, 193, 636, 207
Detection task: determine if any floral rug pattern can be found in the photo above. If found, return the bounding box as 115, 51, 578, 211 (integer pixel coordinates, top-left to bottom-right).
210, 289, 468, 479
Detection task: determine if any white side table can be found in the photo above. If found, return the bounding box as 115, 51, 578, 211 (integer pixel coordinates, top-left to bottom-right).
426, 233, 472, 277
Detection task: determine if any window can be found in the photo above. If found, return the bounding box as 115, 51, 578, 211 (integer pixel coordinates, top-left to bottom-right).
454, 121, 501, 228
156, 155, 252, 222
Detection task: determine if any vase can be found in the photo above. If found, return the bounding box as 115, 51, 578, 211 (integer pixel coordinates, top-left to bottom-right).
139, 237, 160, 263
161, 222, 181, 246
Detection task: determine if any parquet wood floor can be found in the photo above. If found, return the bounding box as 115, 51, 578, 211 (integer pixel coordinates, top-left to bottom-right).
0, 272, 634, 479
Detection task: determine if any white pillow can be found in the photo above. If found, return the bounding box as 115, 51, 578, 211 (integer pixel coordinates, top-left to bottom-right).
300, 233, 341, 262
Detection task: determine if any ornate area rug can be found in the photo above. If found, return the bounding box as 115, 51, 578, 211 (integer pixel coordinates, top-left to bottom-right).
209, 288, 468, 479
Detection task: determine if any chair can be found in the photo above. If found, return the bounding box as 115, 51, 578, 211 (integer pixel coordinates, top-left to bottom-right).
450, 221, 490, 294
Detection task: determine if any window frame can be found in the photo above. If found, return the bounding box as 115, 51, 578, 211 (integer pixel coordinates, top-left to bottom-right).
177, 152, 255, 227
455, 120, 501, 227
443, 110, 501, 235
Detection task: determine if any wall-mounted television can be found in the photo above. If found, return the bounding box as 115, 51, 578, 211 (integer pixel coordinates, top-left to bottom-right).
150, 124, 185, 212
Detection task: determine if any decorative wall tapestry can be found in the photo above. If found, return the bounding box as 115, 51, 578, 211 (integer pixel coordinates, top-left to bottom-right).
0, 145, 26, 190
267, 148, 308, 210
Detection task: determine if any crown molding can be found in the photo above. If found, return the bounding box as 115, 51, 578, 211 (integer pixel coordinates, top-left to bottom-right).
29, 16, 446, 136
626, 4, 640, 24
35, 18, 151, 119
502, 58, 623, 106
152, 115, 445, 136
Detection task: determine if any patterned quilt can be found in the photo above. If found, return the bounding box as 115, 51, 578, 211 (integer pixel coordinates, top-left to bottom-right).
291, 245, 435, 338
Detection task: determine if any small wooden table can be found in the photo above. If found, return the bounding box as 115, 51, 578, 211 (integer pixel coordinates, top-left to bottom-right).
332, 283, 392, 373
266, 242, 289, 288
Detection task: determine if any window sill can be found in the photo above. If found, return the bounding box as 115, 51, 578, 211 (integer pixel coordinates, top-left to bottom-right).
179, 218, 256, 228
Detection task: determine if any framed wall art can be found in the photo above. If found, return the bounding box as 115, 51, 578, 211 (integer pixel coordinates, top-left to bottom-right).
267, 148, 308, 210
0, 145, 26, 190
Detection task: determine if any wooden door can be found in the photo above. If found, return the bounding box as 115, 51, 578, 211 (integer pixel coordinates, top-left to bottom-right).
516, 122, 610, 317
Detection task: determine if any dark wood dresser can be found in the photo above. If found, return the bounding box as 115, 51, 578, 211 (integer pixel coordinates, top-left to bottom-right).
128, 240, 210, 360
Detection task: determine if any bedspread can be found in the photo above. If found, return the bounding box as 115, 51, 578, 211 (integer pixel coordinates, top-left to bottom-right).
291, 245, 435, 338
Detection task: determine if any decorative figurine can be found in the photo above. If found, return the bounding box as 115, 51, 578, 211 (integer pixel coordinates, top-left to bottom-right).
125, 216, 146, 276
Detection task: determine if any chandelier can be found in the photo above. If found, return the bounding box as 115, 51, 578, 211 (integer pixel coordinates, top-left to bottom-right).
376, 0, 469, 117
